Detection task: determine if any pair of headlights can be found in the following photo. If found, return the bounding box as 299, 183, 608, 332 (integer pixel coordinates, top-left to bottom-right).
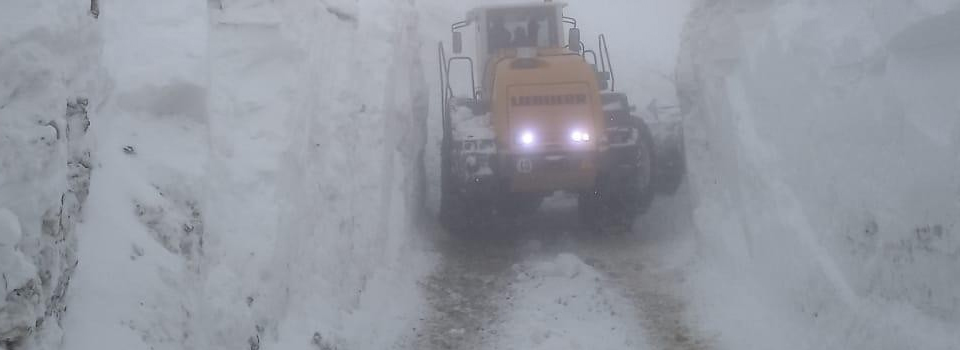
519, 130, 591, 145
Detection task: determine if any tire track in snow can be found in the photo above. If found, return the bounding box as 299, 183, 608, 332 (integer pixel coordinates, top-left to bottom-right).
492, 251, 650, 350
576, 237, 713, 350
568, 185, 716, 350
411, 187, 711, 350
413, 224, 524, 349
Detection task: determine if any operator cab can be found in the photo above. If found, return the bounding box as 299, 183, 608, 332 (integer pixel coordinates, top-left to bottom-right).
480, 5, 561, 54
452, 2, 585, 97
437, 2, 648, 231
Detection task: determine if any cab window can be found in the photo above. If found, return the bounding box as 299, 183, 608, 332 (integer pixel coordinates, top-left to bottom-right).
487, 7, 558, 53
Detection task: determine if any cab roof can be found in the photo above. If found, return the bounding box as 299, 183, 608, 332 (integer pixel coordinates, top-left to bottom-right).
466, 1, 567, 22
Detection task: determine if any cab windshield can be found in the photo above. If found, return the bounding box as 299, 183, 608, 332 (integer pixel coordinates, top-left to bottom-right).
487, 7, 559, 53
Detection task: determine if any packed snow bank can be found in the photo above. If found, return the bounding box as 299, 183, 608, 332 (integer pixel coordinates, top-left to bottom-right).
206, 1, 432, 349
28, 0, 434, 349
495, 253, 649, 350
58, 1, 215, 350
0, 2, 101, 348
678, 0, 960, 348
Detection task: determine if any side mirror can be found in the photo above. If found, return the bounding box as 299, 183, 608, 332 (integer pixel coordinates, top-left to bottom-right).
568, 28, 581, 52
453, 32, 463, 54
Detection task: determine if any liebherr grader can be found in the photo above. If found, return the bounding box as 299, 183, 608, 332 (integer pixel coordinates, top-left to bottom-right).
438, 1, 660, 230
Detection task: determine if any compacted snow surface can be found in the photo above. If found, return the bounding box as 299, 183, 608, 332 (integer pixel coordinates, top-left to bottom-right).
495, 254, 648, 350
2, 0, 960, 350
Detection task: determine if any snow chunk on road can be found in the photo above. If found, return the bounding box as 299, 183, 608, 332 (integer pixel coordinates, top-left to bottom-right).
497, 253, 650, 350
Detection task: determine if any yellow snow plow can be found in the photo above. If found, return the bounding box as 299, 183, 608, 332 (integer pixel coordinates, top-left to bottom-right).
438, 1, 657, 230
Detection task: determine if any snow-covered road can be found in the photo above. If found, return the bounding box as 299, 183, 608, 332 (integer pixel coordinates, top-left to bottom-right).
408, 185, 710, 350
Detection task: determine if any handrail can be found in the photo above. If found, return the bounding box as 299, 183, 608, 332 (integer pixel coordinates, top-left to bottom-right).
446, 57, 477, 100
598, 34, 615, 91
437, 42, 452, 189
438, 42, 450, 142
562, 16, 577, 28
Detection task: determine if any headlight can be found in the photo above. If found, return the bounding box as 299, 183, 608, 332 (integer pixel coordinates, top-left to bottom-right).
520, 131, 536, 145
570, 130, 591, 143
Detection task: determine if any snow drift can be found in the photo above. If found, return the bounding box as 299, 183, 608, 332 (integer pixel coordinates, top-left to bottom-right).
678, 0, 960, 348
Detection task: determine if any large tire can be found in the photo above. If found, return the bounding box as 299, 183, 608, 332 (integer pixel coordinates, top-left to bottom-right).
632, 117, 657, 216
578, 93, 657, 231
439, 157, 465, 232
439, 99, 468, 233
653, 125, 686, 196
579, 116, 657, 232
440, 149, 492, 234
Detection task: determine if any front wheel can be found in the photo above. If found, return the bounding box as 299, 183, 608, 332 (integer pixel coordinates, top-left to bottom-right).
579, 118, 657, 232
632, 118, 657, 216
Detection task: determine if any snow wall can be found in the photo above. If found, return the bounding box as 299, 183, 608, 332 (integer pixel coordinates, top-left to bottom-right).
679, 0, 960, 348
1, 2, 101, 348
2, 0, 432, 349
